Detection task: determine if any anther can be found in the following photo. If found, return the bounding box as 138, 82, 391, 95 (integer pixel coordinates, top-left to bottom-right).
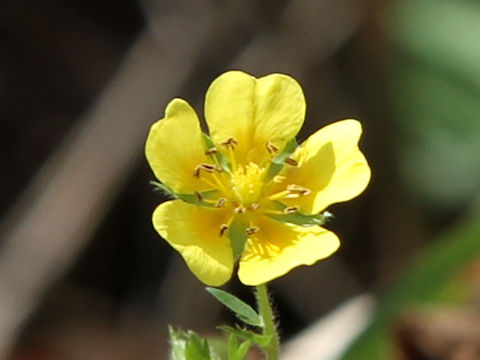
195, 191, 203, 202
215, 197, 227, 208
273, 175, 286, 184
193, 163, 223, 177
283, 206, 299, 214
250, 203, 260, 211
205, 147, 218, 155
266, 142, 279, 154
219, 224, 229, 236
286, 184, 311, 196
246, 226, 260, 235
285, 157, 298, 166
221, 137, 238, 149
235, 205, 247, 214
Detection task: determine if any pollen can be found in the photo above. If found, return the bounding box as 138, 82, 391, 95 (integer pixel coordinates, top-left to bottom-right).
285, 157, 298, 166
205, 147, 218, 155
215, 197, 227, 208
283, 206, 299, 214
246, 226, 260, 235
266, 142, 279, 154
195, 191, 203, 202
235, 205, 247, 214
193, 163, 223, 178
221, 137, 238, 149
219, 224, 229, 236
286, 184, 311, 196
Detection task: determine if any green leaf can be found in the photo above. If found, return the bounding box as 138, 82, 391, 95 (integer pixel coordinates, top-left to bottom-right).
265, 137, 297, 179
227, 334, 251, 360
169, 327, 187, 360
227, 335, 239, 360
206, 288, 262, 327
234, 340, 252, 360
168, 327, 218, 360
184, 332, 212, 360
219, 325, 271, 347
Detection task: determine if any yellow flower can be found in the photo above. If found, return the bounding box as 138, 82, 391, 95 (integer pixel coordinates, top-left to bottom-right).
145, 71, 370, 286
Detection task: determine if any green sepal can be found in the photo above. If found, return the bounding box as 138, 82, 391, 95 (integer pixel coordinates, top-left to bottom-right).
267, 201, 334, 226
150, 180, 176, 197
219, 325, 271, 348
150, 181, 220, 208
202, 133, 232, 174
168, 327, 220, 360
265, 137, 298, 179
227, 334, 251, 360
227, 218, 249, 261
268, 211, 333, 226
206, 288, 262, 327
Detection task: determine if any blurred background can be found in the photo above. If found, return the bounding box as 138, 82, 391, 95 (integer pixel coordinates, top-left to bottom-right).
1, 0, 480, 359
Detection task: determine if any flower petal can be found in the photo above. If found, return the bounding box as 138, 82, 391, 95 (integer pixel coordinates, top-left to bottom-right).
145, 98, 211, 194
205, 71, 305, 164
237, 216, 340, 286
153, 200, 234, 286
277, 119, 371, 214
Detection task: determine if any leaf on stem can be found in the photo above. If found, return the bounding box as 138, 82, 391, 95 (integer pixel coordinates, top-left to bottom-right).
206, 287, 262, 327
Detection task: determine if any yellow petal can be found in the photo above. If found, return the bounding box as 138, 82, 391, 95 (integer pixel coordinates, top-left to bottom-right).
153, 200, 234, 286
145, 98, 211, 194
238, 216, 340, 286
205, 71, 305, 164
277, 119, 371, 214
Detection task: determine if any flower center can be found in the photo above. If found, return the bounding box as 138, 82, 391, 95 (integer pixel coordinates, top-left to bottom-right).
230, 162, 266, 207
192, 138, 313, 238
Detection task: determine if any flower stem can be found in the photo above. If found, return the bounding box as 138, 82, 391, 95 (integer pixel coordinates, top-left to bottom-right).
256, 284, 279, 360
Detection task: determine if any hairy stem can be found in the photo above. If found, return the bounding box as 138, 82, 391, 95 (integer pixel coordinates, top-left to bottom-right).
256, 284, 279, 360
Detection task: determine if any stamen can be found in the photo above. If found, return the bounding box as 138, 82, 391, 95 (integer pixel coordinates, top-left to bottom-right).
193, 163, 228, 194
283, 206, 299, 214
266, 142, 279, 154
250, 203, 260, 211
205, 147, 218, 155
221, 137, 238, 149
286, 184, 311, 196
268, 184, 312, 201
265, 209, 288, 216
194, 163, 218, 177
221, 137, 238, 171
193, 167, 201, 178
268, 190, 291, 201
273, 175, 286, 184
285, 157, 298, 166
215, 197, 227, 208
246, 226, 260, 235
195, 191, 203, 202
219, 224, 229, 236
235, 205, 247, 214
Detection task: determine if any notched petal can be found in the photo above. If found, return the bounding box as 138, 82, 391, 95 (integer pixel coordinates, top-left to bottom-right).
145, 99, 211, 194
238, 216, 340, 285
153, 200, 234, 286
277, 119, 371, 214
